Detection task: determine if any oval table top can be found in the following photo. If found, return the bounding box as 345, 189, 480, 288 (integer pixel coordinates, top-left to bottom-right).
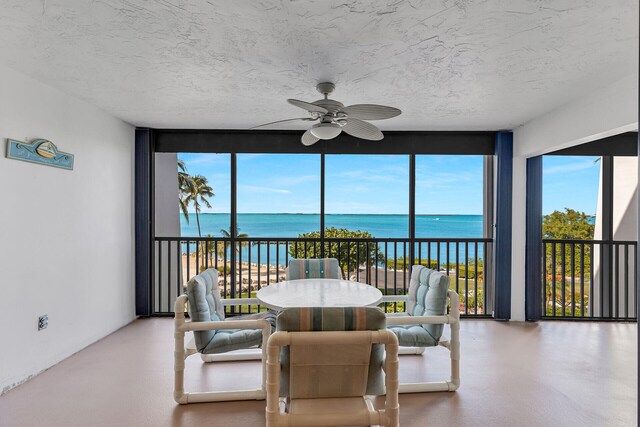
256, 278, 383, 310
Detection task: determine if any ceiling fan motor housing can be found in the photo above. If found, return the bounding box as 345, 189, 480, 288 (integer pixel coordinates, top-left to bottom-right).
312, 98, 344, 114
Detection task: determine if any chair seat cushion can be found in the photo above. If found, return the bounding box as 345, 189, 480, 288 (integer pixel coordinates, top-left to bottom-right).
385, 311, 438, 346
387, 324, 438, 347
201, 311, 277, 354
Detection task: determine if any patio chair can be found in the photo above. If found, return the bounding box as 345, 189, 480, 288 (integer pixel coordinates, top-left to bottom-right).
266, 307, 399, 427
381, 265, 461, 393
285, 258, 343, 280
173, 268, 275, 404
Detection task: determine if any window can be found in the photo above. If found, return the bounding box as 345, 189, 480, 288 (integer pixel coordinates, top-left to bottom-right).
236, 154, 320, 237
325, 154, 409, 238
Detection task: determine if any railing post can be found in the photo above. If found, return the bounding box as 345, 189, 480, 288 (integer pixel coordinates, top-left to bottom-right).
601, 156, 614, 318
230, 153, 237, 313
483, 155, 495, 314
409, 154, 416, 270
320, 152, 325, 258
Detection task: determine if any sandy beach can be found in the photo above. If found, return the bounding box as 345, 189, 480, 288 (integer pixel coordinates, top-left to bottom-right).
178, 253, 472, 291
163, 254, 482, 313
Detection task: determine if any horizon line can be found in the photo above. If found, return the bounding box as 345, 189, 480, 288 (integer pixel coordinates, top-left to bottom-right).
183, 212, 485, 216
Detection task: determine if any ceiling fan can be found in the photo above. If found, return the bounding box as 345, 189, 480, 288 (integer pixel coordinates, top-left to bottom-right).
251, 82, 401, 146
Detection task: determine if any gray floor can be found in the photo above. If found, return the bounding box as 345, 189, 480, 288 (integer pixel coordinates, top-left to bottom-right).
0, 319, 636, 427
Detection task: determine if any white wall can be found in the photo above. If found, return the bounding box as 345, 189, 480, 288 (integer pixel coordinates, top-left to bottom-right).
0, 64, 135, 393
511, 74, 638, 321
154, 153, 180, 237
593, 157, 638, 316
154, 153, 181, 311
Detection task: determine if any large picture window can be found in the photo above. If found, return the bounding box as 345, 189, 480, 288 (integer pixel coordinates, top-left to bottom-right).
325, 154, 409, 238
237, 154, 320, 237
151, 130, 496, 317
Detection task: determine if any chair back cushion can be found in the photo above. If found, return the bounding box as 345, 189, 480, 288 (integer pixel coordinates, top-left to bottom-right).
285, 258, 341, 280
404, 265, 449, 344
186, 268, 225, 352
277, 307, 386, 398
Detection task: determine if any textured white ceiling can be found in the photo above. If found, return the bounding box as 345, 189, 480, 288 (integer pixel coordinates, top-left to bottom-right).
0, 0, 637, 130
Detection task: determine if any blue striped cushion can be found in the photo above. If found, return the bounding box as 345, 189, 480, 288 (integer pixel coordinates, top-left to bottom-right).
187, 268, 275, 354
285, 258, 341, 280
388, 265, 449, 347
277, 307, 386, 396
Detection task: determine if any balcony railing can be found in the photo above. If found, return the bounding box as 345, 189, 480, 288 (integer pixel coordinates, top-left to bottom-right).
542, 239, 637, 320
153, 236, 493, 318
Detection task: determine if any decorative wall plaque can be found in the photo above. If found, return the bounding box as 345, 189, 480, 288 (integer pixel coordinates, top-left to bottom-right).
6, 139, 74, 170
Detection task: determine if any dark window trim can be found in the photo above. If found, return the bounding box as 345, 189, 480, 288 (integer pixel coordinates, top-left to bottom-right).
143, 128, 499, 318
548, 132, 638, 156
153, 129, 495, 155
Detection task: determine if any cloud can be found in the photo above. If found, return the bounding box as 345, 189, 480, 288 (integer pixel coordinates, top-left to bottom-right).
270, 174, 319, 187
544, 160, 598, 175
179, 153, 229, 167
239, 185, 291, 194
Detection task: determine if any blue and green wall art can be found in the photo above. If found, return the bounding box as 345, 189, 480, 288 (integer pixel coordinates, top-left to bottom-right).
6, 138, 74, 170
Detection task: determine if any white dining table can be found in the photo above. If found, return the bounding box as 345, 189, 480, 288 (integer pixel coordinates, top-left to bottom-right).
255, 278, 383, 310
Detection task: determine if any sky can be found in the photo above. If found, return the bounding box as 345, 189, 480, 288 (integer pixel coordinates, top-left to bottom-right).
543, 156, 600, 215
177, 153, 601, 215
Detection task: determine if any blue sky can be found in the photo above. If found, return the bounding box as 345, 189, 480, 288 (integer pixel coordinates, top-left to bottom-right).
177, 153, 601, 215
543, 156, 600, 215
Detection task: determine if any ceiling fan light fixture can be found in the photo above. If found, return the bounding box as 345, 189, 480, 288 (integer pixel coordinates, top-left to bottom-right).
310, 123, 342, 140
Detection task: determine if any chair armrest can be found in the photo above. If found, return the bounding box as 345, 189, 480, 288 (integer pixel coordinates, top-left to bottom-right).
221, 298, 260, 306
385, 290, 460, 326
380, 295, 408, 303
179, 318, 271, 333
447, 289, 460, 320
386, 314, 452, 326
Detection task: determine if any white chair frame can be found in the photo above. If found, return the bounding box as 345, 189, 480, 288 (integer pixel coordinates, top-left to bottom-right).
266, 329, 400, 427
174, 295, 272, 404
381, 289, 461, 393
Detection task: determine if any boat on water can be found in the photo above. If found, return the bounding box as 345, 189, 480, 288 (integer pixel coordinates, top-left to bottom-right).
36, 141, 56, 158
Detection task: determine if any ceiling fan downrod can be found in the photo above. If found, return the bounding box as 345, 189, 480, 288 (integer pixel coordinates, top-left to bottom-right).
316, 82, 335, 99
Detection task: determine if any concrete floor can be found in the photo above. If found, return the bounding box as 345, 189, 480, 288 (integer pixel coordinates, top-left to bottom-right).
0, 319, 636, 427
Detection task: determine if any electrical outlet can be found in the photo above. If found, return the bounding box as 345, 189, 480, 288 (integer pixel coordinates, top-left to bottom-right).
38, 315, 48, 331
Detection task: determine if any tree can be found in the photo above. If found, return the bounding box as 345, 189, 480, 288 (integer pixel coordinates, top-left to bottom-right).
177, 159, 192, 223
543, 208, 594, 276
542, 208, 594, 315
543, 208, 594, 240
182, 174, 214, 237
219, 226, 249, 261
288, 227, 384, 275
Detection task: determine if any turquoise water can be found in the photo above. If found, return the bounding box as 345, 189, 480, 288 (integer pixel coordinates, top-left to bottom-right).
180, 213, 483, 238
178, 213, 485, 265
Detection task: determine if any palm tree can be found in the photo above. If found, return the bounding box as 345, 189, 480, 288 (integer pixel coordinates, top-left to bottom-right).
182, 175, 214, 237
219, 226, 249, 258
177, 159, 192, 223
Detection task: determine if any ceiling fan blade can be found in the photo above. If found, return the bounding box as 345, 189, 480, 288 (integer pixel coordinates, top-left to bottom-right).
339, 104, 401, 120
301, 129, 320, 146
250, 117, 317, 129
342, 119, 384, 141
288, 99, 329, 114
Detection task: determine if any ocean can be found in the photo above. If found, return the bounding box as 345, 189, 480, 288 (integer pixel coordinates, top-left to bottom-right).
180, 213, 483, 239
179, 213, 485, 265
